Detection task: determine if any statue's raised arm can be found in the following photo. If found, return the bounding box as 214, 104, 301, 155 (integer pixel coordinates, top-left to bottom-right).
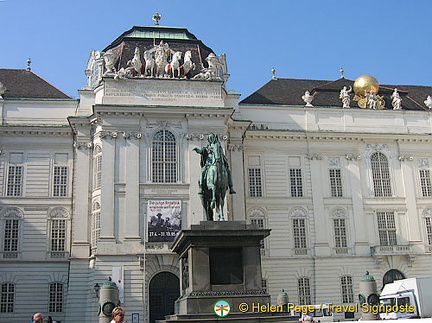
193, 133, 235, 221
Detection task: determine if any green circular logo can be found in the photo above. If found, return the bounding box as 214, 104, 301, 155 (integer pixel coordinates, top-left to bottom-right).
214, 299, 231, 317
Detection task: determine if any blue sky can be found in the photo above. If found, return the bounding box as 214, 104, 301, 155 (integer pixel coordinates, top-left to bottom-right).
1, 0, 431, 99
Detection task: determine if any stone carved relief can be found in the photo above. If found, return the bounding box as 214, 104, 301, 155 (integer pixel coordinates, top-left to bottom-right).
328, 157, 341, 167
332, 208, 347, 218
49, 207, 70, 218
418, 158, 430, 168
290, 207, 307, 218
1, 207, 23, 218
423, 207, 432, 217
247, 208, 266, 218
424, 96, 432, 110
74, 141, 93, 150
100, 131, 143, 140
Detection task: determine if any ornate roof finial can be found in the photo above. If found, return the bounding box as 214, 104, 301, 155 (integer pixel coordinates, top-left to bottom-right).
26, 58, 31, 71
152, 12, 161, 25
271, 67, 277, 80
340, 67, 344, 79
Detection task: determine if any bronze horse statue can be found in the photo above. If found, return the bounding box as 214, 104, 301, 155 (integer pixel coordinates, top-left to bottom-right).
194, 133, 230, 221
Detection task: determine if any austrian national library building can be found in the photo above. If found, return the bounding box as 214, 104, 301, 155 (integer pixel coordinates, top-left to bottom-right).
1, 18, 432, 323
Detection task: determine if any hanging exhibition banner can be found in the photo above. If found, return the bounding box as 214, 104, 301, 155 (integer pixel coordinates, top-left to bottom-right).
147, 200, 181, 242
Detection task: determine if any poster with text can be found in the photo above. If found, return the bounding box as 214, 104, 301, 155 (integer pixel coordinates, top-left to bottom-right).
147, 200, 181, 242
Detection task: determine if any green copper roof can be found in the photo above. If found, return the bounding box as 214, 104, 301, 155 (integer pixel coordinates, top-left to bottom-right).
124, 25, 197, 40
361, 271, 375, 281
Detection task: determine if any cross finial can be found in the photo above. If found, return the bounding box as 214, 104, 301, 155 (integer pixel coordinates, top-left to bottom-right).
152, 12, 161, 25
271, 67, 277, 80
26, 58, 31, 71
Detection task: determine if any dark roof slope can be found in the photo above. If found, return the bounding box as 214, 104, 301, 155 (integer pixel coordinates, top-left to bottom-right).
0, 69, 72, 99
241, 78, 432, 111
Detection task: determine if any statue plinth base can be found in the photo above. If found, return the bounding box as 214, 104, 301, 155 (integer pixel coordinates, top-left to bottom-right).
165, 221, 296, 322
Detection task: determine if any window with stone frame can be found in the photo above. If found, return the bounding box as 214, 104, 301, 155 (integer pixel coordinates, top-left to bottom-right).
419, 169, 432, 197
0, 282, 14, 313
51, 219, 66, 253
91, 202, 101, 252
341, 275, 354, 303
334, 218, 348, 248
290, 168, 303, 197
377, 211, 397, 246
329, 168, 343, 197
49, 282, 63, 312
53, 166, 68, 197
425, 216, 432, 246
248, 168, 262, 197
371, 152, 392, 197
6, 165, 23, 197
3, 219, 19, 256
93, 145, 102, 190
152, 130, 177, 183
293, 218, 307, 251
298, 277, 311, 305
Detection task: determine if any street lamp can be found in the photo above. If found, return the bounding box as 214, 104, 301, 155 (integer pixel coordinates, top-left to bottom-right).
94, 283, 101, 298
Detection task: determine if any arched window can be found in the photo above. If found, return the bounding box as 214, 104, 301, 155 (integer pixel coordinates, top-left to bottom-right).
93, 145, 102, 190
383, 269, 405, 286
298, 277, 311, 305
341, 275, 354, 303
0, 282, 14, 313
152, 130, 177, 183
371, 152, 392, 197
49, 282, 64, 312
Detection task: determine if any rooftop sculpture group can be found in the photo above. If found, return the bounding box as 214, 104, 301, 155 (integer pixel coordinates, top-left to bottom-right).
102, 41, 226, 82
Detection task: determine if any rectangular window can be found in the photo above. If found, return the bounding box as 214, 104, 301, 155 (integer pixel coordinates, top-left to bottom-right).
341, 275, 354, 303
425, 218, 432, 245
53, 166, 68, 197
91, 211, 100, 250
298, 277, 311, 305
377, 211, 397, 246
293, 218, 307, 249
251, 218, 265, 249
248, 168, 262, 197
290, 168, 303, 197
420, 169, 432, 197
329, 169, 343, 197
334, 218, 347, 248
51, 220, 66, 252
0, 283, 14, 313
262, 278, 268, 293
3, 219, 19, 253
6, 166, 23, 196
49, 282, 63, 312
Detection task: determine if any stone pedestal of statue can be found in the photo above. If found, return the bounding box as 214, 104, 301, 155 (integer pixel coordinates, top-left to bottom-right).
165, 221, 295, 322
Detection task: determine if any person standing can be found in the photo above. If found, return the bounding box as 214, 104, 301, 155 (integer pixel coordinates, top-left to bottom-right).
32, 313, 44, 323
110, 306, 125, 323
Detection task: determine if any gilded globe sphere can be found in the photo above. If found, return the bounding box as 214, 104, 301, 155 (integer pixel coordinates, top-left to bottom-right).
353, 75, 379, 96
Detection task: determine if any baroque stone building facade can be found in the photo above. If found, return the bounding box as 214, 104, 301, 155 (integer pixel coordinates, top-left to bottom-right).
1, 24, 432, 323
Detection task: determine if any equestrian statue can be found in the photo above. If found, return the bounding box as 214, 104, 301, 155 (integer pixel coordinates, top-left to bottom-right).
193, 133, 236, 221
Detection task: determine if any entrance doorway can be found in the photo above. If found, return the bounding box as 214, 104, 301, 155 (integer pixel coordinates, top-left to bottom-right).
149, 272, 180, 323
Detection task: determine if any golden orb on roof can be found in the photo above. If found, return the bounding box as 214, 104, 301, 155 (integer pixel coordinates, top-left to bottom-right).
353, 75, 379, 96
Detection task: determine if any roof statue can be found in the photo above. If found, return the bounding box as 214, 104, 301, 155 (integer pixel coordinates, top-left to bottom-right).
302, 91, 314, 107
353, 75, 385, 109
391, 88, 402, 110
0, 81, 6, 98
425, 95, 432, 109
339, 85, 352, 108
193, 133, 235, 221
